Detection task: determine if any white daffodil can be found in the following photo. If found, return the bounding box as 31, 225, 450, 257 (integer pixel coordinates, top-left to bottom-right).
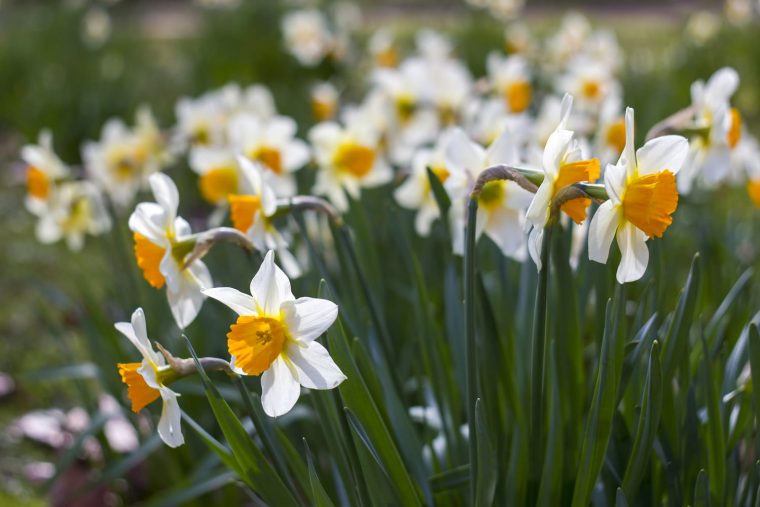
557, 56, 619, 113
309, 119, 392, 212
35, 181, 111, 251
525, 94, 600, 270
175, 91, 229, 148
115, 308, 183, 448
394, 128, 462, 236
310, 82, 339, 122
227, 157, 302, 278
679, 67, 742, 194
83, 118, 155, 209
737, 134, 760, 208
129, 173, 212, 329
227, 113, 310, 196
588, 107, 688, 284
21, 130, 69, 215
486, 52, 532, 114
369, 28, 399, 68
446, 127, 533, 259
188, 145, 244, 209
281, 9, 335, 67
203, 250, 345, 417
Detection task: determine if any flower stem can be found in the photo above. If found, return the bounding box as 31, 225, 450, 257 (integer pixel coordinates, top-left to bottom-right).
528, 224, 553, 503
463, 197, 479, 503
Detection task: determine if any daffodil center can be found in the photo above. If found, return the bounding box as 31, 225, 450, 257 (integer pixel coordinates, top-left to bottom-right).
728, 107, 742, 149
621, 169, 678, 238
505, 81, 532, 113
311, 98, 335, 121
228, 194, 262, 233
250, 146, 283, 174
606, 119, 627, 153
227, 314, 290, 376
554, 158, 601, 224
117, 362, 175, 413
61, 197, 92, 233
199, 166, 239, 204
334, 142, 376, 178
26, 166, 50, 199
396, 95, 416, 123
582, 80, 601, 100
478, 180, 506, 210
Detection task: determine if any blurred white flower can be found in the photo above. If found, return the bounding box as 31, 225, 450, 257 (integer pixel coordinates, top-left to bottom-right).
487, 52, 532, 114
129, 173, 212, 329
557, 56, 619, 113
81, 6, 111, 49
228, 113, 310, 196
369, 28, 398, 68
281, 9, 334, 67
21, 130, 69, 215
203, 250, 344, 417
680, 67, 741, 193
311, 81, 339, 121
309, 119, 392, 212
446, 127, 533, 259
686, 11, 722, 46
35, 181, 111, 251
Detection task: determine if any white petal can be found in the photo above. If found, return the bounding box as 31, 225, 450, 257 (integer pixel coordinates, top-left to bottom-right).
282, 297, 338, 343
587, 200, 620, 264
445, 128, 485, 175
705, 67, 739, 106
615, 222, 649, 284
157, 388, 184, 448
485, 129, 519, 166
260, 356, 301, 417
128, 203, 167, 245
528, 226, 544, 271
115, 308, 162, 365
525, 180, 553, 229
362, 159, 393, 187
700, 145, 731, 186
149, 173, 179, 219
635, 135, 689, 176
542, 129, 574, 178
603, 162, 626, 205
483, 207, 526, 260
250, 250, 294, 315
202, 287, 256, 316
414, 204, 439, 236
394, 174, 426, 210
286, 341, 346, 390
167, 283, 205, 330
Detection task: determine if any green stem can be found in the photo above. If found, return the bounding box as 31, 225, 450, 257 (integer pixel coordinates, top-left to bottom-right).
528, 224, 553, 503
463, 197, 479, 503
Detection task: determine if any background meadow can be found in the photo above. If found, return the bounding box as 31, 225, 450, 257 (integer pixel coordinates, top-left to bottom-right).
2, 1, 760, 506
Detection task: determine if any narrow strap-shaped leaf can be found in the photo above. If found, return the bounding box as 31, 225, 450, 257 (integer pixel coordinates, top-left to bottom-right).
181, 411, 241, 475
135, 470, 236, 507
304, 439, 337, 507
622, 341, 663, 499
474, 398, 497, 506
537, 344, 563, 507
572, 297, 624, 507
184, 336, 300, 507
705, 268, 753, 338
430, 465, 470, 493
748, 325, 760, 428
661, 254, 700, 383
615, 487, 629, 507
693, 469, 710, 507
701, 334, 726, 504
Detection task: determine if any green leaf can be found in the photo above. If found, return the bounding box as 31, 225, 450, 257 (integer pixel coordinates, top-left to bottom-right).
571, 297, 625, 507
181, 412, 241, 475
705, 268, 753, 338
304, 439, 337, 507
474, 399, 497, 506
430, 465, 470, 493
701, 334, 726, 504
426, 166, 452, 219
327, 321, 423, 506
184, 336, 300, 507
622, 341, 663, 499
661, 254, 700, 383
748, 324, 760, 428
25, 363, 101, 382
537, 344, 563, 507
615, 487, 630, 507
135, 470, 236, 507
694, 469, 710, 507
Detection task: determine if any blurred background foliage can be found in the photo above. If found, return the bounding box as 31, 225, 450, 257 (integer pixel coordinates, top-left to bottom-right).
1, 0, 760, 505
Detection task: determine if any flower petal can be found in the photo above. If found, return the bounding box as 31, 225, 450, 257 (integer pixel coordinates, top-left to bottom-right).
202, 287, 256, 316
260, 356, 300, 417
157, 387, 184, 448
128, 203, 168, 245
286, 341, 346, 390
149, 173, 179, 220
588, 200, 620, 264
635, 135, 689, 176
250, 250, 294, 315
542, 129, 574, 178
282, 297, 338, 343
616, 222, 649, 284
115, 308, 162, 365
444, 128, 485, 176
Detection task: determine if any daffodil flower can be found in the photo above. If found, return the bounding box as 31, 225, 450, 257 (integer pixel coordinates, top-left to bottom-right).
21, 130, 69, 215
557, 56, 619, 112
679, 67, 741, 194
486, 52, 533, 114
203, 250, 345, 417
189, 146, 243, 206
227, 113, 310, 197
310, 82, 339, 122
35, 181, 111, 251
115, 308, 183, 448
129, 173, 212, 329
445, 126, 533, 259
309, 120, 392, 212
227, 157, 302, 278
588, 107, 688, 283
526, 94, 600, 270
281, 9, 335, 67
